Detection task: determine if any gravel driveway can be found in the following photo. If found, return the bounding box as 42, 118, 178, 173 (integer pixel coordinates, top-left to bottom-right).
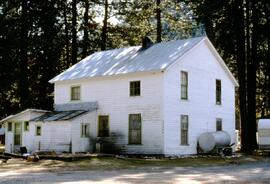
0, 162, 270, 184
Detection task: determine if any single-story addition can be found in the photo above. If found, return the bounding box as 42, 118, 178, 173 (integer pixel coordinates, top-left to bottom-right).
1, 36, 239, 155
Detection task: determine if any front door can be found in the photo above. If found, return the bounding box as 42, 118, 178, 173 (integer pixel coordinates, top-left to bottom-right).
14, 122, 21, 146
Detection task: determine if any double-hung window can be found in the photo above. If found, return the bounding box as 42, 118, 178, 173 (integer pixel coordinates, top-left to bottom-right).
181, 71, 188, 100
129, 114, 142, 144
181, 115, 189, 145
130, 81, 140, 96
81, 123, 90, 137
71, 86, 80, 101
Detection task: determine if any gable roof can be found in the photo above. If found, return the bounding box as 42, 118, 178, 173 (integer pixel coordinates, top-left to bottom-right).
0, 109, 49, 123
49, 36, 238, 86
49, 36, 206, 83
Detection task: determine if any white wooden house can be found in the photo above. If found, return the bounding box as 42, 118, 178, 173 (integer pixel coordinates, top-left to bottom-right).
1, 36, 238, 155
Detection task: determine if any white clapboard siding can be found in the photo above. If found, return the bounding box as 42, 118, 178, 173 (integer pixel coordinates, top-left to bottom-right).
163, 41, 236, 155
54, 72, 164, 154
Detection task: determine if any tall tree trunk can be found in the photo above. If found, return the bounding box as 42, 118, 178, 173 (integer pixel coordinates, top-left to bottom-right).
19, 0, 30, 109
156, 0, 162, 43
233, 0, 248, 153
82, 0, 90, 58
71, 0, 77, 64
63, 1, 70, 67
101, 0, 108, 51
266, 3, 270, 116
246, 1, 258, 152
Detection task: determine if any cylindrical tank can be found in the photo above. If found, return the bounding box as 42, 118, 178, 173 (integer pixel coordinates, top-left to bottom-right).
198, 131, 231, 153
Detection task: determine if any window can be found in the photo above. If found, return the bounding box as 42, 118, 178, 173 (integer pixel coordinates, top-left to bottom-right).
216, 79, 221, 105
130, 81, 140, 96
181, 115, 189, 145
98, 116, 109, 137
7, 122, 12, 132
216, 118, 222, 131
181, 71, 188, 100
71, 86, 80, 101
24, 121, 29, 131
81, 123, 90, 137
129, 114, 142, 144
36, 125, 41, 136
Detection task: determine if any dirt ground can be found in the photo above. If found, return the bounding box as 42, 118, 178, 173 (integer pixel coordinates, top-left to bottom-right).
0, 156, 270, 184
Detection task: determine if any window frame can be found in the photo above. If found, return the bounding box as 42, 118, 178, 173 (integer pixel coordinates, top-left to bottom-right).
216, 79, 221, 105
36, 125, 42, 136
216, 118, 222, 131
180, 115, 189, 145
7, 122, 12, 132
70, 85, 81, 101
24, 121, 29, 132
130, 81, 141, 97
81, 123, 90, 138
181, 71, 188, 100
98, 115, 110, 137
128, 114, 142, 145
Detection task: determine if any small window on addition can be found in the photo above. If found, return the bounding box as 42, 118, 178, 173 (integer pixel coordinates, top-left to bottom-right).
81, 123, 90, 138
36, 125, 41, 136
130, 81, 140, 96
24, 121, 29, 131
7, 122, 12, 132
71, 86, 80, 101
216, 118, 222, 131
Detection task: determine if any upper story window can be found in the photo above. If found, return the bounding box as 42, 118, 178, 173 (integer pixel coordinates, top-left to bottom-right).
216, 118, 222, 131
181, 71, 188, 100
130, 81, 140, 96
216, 79, 221, 105
71, 86, 80, 101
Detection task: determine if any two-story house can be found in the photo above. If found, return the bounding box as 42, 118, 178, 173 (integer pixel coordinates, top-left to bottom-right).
1, 36, 238, 155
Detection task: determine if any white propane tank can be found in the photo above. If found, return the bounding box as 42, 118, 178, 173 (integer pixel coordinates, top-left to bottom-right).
258, 119, 270, 150
198, 131, 231, 153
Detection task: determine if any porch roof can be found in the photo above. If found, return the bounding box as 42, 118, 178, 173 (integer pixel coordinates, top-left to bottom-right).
30, 110, 89, 122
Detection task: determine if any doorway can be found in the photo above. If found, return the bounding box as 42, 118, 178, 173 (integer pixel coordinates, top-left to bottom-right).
14, 122, 21, 147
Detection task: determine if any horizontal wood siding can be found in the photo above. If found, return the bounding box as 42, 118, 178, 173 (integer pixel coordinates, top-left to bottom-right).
54, 72, 164, 154
163, 42, 236, 155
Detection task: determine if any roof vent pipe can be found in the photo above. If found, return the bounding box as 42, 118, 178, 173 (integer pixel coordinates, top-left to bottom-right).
141, 36, 153, 50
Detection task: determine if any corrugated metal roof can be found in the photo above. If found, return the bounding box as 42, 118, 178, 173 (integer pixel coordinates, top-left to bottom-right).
50, 37, 206, 83
30, 110, 88, 122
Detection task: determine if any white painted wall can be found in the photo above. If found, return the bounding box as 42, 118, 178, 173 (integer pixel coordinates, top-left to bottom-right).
54, 72, 164, 154
163, 41, 236, 155
4, 110, 46, 153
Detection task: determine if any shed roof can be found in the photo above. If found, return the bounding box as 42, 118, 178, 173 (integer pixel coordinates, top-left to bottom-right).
49, 36, 206, 83
30, 110, 88, 122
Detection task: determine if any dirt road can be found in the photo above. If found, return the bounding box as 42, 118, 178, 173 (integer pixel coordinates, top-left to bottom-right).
0, 161, 270, 183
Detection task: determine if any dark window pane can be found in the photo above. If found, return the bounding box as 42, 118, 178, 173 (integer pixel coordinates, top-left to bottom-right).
130, 81, 140, 96
216, 80, 221, 104
216, 119, 222, 131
